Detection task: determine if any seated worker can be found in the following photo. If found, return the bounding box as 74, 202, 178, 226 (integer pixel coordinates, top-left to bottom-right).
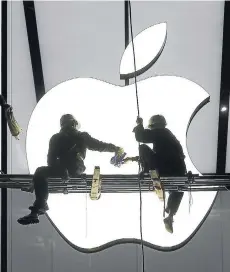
130, 115, 187, 233
18, 114, 124, 225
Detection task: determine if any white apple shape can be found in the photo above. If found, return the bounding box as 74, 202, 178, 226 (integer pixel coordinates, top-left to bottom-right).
120, 22, 167, 79
26, 24, 216, 252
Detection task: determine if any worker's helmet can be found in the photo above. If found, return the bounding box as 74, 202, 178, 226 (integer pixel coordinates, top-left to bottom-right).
60, 114, 80, 129
148, 115, 167, 129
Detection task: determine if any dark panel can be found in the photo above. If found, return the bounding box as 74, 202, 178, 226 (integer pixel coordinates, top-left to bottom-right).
216, 1, 230, 174
1, 1, 8, 271
23, 1, 45, 101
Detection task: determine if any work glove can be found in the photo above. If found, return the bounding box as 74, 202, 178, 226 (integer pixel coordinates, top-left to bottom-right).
111, 147, 126, 167
133, 117, 143, 133
136, 117, 143, 125
115, 147, 124, 156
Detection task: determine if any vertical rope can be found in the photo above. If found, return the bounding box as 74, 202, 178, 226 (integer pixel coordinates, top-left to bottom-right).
84, 175, 91, 269
128, 1, 140, 118
85, 175, 88, 238
127, 1, 145, 272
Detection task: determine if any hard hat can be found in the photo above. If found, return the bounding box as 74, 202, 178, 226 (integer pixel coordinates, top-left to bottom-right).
60, 114, 80, 129
148, 115, 167, 128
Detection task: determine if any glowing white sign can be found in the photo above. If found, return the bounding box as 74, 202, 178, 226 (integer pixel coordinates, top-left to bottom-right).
26, 24, 216, 251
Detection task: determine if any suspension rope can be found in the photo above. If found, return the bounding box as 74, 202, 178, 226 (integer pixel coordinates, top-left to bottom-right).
128, 1, 140, 118
127, 1, 145, 272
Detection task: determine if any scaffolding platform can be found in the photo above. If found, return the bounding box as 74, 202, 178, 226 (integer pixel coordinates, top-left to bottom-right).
0, 173, 229, 194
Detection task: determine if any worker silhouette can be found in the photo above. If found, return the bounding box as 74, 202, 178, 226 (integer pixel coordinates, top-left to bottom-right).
18, 114, 124, 225
128, 115, 187, 233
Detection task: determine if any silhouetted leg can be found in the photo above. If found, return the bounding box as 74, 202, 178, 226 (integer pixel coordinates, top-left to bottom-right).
17, 166, 62, 225
32, 166, 64, 212
166, 192, 184, 216
139, 144, 157, 172
163, 192, 184, 233
165, 162, 186, 216
18, 164, 85, 225
33, 163, 86, 212
163, 163, 186, 233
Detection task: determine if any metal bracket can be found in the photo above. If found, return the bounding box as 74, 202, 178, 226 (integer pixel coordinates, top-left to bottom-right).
149, 170, 164, 201
62, 171, 70, 195
90, 166, 101, 200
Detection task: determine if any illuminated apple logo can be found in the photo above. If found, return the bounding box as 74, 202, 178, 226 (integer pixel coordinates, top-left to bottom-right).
26, 23, 216, 252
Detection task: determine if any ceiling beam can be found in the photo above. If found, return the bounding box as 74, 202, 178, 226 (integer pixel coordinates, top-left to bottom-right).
23, 1, 45, 102
1, 1, 8, 271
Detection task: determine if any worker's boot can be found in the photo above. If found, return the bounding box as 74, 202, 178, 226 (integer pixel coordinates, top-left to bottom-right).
164, 216, 174, 234
17, 212, 39, 225
29, 201, 49, 215
165, 206, 170, 214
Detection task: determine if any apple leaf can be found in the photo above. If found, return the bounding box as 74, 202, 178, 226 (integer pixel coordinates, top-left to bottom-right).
120, 23, 167, 79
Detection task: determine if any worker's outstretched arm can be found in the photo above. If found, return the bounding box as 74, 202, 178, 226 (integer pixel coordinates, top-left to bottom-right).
82, 132, 120, 153
123, 156, 139, 163
47, 134, 59, 166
